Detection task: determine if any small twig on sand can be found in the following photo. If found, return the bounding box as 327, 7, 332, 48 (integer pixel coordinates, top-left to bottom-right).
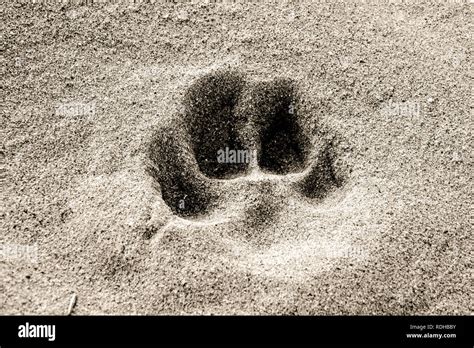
67, 293, 77, 316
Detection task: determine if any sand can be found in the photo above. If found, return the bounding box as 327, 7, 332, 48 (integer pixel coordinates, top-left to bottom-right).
2, 0, 472, 315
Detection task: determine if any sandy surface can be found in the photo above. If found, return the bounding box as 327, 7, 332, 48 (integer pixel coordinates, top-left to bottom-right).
2, 1, 473, 314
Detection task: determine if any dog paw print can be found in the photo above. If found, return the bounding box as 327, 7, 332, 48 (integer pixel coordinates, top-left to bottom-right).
147, 70, 349, 220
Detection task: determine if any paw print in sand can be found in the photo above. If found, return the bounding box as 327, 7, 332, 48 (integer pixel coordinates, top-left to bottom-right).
147, 70, 349, 221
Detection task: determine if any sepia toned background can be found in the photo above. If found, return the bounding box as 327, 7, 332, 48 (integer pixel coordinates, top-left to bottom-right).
2, 0, 472, 314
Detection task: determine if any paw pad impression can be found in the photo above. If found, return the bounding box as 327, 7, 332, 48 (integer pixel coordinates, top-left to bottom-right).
148, 70, 348, 220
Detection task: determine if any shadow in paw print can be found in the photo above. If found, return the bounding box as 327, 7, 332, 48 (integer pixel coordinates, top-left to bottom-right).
148, 120, 217, 218
183, 70, 250, 179
292, 141, 343, 199
248, 79, 311, 175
